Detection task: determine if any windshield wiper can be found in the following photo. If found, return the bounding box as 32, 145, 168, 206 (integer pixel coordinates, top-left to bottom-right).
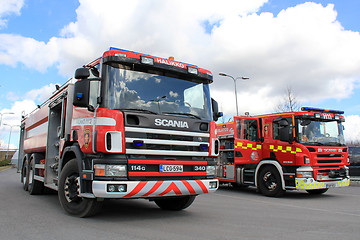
324, 142, 344, 146
305, 141, 324, 146
162, 112, 201, 119
120, 108, 158, 115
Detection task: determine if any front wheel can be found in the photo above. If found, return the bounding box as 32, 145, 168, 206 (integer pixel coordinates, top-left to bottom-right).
258, 166, 284, 197
306, 189, 328, 195
58, 159, 102, 217
154, 195, 196, 211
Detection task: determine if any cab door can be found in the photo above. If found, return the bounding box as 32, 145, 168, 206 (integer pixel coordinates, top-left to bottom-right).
234, 117, 262, 165
269, 116, 296, 165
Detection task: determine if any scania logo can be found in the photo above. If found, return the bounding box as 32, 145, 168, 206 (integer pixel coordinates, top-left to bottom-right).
154, 118, 189, 128
319, 148, 338, 153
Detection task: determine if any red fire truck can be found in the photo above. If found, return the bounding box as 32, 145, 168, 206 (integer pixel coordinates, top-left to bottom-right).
19, 47, 221, 217
215, 107, 350, 197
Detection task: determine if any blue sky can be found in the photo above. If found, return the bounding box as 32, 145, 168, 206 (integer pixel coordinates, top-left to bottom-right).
0, 0, 360, 149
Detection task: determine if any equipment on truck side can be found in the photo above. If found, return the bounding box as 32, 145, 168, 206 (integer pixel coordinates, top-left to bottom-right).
19, 47, 221, 217
215, 107, 350, 197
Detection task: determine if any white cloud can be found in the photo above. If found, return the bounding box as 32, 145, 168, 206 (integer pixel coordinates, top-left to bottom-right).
344, 115, 360, 143
0, 83, 56, 146
0, 34, 58, 72
0, 98, 39, 150
25, 83, 59, 103
0, 0, 24, 16
1, 1, 359, 104
0, 0, 24, 29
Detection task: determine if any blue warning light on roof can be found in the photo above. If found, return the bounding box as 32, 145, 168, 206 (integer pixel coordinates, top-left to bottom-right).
301, 107, 344, 114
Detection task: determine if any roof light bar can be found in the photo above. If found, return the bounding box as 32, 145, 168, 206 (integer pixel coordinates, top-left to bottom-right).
301, 107, 344, 114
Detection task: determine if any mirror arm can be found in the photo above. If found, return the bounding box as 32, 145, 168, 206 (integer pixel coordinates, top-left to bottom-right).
88, 105, 95, 112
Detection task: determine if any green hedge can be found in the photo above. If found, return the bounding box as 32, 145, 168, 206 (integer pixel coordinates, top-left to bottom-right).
0, 159, 11, 167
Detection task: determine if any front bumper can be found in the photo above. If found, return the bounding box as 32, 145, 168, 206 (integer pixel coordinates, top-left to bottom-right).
295, 177, 350, 190
92, 179, 219, 198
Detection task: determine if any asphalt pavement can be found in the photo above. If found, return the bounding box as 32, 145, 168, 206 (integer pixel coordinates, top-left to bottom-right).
1, 167, 360, 240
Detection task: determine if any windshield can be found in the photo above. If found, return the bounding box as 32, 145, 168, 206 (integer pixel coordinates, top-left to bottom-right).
101, 63, 212, 120
296, 118, 345, 146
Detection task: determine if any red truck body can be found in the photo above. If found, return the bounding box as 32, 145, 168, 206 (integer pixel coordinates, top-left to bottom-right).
19, 47, 220, 217
216, 107, 350, 196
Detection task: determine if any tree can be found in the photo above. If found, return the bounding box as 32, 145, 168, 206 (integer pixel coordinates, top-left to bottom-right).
275, 86, 301, 112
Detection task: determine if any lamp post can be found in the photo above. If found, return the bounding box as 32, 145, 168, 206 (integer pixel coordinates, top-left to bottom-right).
0, 112, 14, 127
219, 73, 249, 116
3, 123, 20, 160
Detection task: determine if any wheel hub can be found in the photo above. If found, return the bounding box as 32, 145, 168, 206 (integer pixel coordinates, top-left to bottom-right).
263, 172, 277, 191
64, 175, 80, 202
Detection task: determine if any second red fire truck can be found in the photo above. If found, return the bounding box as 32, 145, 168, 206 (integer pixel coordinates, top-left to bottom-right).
216, 107, 350, 196
19, 47, 221, 217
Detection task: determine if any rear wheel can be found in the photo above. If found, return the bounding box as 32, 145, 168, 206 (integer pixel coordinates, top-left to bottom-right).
258, 166, 284, 197
154, 195, 196, 211
306, 189, 328, 195
28, 154, 45, 195
58, 159, 103, 217
21, 156, 29, 191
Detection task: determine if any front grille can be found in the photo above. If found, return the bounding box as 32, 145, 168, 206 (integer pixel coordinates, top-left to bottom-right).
315, 152, 345, 167
317, 154, 342, 158
317, 160, 342, 164
125, 143, 207, 152
125, 127, 210, 157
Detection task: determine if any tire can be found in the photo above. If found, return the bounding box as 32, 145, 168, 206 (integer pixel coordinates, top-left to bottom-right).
258, 165, 284, 197
21, 155, 30, 191
58, 159, 103, 217
28, 154, 45, 195
154, 195, 196, 211
306, 189, 328, 195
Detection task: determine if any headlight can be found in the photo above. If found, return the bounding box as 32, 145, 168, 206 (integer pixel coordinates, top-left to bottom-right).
206, 166, 216, 176
296, 171, 313, 178
209, 181, 218, 189
94, 164, 127, 177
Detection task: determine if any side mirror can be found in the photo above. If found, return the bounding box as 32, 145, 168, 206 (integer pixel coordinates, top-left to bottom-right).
75, 67, 90, 79
73, 79, 90, 108
277, 119, 293, 143
274, 118, 292, 143
300, 119, 311, 126
279, 119, 289, 128
212, 98, 223, 121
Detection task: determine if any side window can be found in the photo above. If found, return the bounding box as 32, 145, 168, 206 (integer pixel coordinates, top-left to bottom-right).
245, 119, 258, 141
236, 119, 242, 139
273, 117, 292, 141
273, 122, 280, 140
236, 118, 259, 141
89, 64, 100, 107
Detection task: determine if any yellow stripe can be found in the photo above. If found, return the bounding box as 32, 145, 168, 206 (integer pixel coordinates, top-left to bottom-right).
269, 145, 302, 155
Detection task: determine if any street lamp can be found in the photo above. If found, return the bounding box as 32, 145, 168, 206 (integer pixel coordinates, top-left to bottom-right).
0, 112, 14, 127
219, 73, 249, 116
3, 123, 20, 160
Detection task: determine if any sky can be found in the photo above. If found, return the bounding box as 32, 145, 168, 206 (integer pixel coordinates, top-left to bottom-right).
0, 0, 360, 150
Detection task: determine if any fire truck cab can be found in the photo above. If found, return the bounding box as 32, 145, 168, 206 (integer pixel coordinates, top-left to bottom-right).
216, 107, 350, 197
